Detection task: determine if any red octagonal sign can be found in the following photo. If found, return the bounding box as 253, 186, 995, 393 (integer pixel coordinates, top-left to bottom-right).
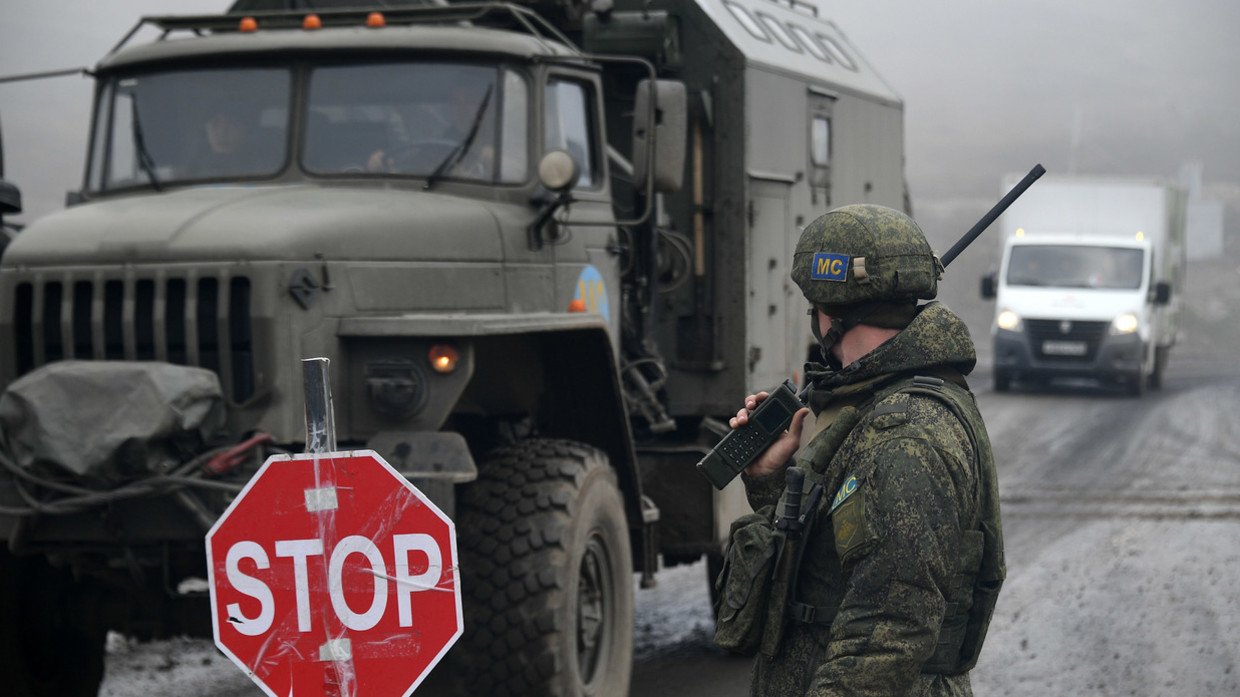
206, 450, 462, 697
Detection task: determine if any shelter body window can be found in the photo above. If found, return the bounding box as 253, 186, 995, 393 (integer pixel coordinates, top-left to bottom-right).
723, 1, 772, 43
544, 78, 598, 189
811, 116, 831, 166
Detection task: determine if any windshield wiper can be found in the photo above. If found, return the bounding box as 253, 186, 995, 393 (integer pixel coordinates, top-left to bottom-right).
130, 99, 162, 192
423, 84, 493, 191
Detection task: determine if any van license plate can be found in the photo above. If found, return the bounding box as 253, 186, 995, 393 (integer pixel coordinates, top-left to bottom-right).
1042, 340, 1087, 356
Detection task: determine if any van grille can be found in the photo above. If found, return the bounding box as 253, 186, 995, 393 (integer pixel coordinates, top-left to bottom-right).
13, 273, 256, 403
1025, 318, 1110, 362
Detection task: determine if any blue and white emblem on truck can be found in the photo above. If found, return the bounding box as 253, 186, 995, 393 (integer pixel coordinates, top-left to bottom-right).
573, 265, 610, 323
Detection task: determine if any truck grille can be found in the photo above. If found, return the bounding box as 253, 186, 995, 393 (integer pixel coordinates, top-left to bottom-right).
13, 273, 256, 403
1025, 318, 1110, 362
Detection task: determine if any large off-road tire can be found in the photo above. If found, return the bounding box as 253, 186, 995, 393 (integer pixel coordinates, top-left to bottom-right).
0, 550, 107, 697
454, 439, 634, 696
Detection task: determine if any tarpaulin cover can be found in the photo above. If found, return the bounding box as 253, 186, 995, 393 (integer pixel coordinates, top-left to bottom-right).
0, 361, 225, 479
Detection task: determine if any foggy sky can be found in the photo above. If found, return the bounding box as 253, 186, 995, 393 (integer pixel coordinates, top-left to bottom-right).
2, 0, 1238, 242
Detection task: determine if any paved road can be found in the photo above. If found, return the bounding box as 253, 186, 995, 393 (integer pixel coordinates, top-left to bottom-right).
101, 260, 1240, 696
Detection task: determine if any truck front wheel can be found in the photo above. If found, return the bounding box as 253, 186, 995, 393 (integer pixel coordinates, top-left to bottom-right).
454, 439, 634, 697
0, 550, 107, 697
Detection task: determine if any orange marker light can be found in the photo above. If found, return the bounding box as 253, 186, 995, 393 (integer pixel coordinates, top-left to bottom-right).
428, 344, 460, 374
303, 14, 322, 30
238, 17, 258, 32
568, 299, 587, 313
366, 12, 386, 28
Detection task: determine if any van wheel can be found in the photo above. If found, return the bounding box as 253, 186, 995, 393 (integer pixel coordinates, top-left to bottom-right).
993, 370, 1012, 393
1148, 346, 1168, 390
454, 439, 633, 697
1126, 370, 1146, 397
0, 551, 107, 697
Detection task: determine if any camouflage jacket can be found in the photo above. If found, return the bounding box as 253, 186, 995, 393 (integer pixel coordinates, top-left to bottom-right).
742, 302, 1001, 697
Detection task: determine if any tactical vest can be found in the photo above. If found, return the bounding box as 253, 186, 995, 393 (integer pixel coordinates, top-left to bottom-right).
782, 372, 1005, 675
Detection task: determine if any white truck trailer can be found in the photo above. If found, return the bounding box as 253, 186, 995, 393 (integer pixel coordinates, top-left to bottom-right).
982, 175, 1187, 395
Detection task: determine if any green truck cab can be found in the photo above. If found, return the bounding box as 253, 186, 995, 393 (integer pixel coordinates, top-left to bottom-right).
0, 1, 908, 694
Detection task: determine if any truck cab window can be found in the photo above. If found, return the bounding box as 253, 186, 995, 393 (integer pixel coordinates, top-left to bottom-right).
544, 79, 597, 189
304, 62, 510, 183
499, 69, 529, 184
92, 69, 289, 190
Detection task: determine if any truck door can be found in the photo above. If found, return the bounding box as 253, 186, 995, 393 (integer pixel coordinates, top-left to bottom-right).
747, 176, 797, 390
808, 91, 835, 208
543, 72, 621, 346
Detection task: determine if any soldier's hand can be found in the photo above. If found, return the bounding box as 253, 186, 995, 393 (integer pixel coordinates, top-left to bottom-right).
728, 392, 811, 478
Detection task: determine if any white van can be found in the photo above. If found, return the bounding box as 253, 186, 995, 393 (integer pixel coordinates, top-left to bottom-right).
981, 176, 1187, 395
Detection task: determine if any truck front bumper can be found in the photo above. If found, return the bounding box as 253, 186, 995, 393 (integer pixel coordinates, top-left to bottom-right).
994, 328, 1144, 383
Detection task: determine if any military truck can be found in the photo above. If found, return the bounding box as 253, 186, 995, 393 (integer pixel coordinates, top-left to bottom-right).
0, 0, 909, 694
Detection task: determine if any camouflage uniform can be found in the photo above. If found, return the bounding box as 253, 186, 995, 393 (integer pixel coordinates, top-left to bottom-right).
740, 205, 1003, 696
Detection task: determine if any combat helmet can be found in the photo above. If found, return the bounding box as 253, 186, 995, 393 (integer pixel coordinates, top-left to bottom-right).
791, 204, 943, 360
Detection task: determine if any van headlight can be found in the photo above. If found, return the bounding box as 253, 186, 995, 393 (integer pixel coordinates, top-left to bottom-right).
1110, 313, 1139, 335
996, 309, 1023, 331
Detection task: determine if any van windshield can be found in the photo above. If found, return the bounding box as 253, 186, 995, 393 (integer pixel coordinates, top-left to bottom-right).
1006, 245, 1145, 290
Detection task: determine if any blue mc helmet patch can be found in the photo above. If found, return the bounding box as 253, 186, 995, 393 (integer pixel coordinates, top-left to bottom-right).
810, 252, 850, 282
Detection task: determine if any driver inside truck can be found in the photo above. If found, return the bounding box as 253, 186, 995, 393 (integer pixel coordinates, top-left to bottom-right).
192, 103, 260, 178
365, 84, 495, 178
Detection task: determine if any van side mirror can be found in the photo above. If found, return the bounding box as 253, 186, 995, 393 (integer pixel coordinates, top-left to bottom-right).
1153, 281, 1171, 305
632, 79, 686, 194
0, 180, 21, 216
980, 272, 997, 300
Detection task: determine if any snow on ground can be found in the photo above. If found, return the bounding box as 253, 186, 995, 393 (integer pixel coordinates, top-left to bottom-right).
972, 517, 1240, 697
632, 560, 718, 662
99, 560, 719, 696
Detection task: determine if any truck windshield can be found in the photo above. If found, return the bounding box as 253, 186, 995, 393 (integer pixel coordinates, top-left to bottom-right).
87, 62, 529, 191
303, 63, 527, 184
89, 68, 291, 190
1006, 245, 1145, 290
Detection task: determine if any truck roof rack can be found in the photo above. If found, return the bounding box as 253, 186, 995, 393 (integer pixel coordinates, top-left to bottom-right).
108, 2, 579, 58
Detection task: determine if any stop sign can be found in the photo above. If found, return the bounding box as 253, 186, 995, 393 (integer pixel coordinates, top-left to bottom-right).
206, 450, 462, 697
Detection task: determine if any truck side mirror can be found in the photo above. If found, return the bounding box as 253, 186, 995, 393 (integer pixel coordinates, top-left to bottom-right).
980, 272, 997, 300
632, 79, 686, 194
1153, 281, 1171, 305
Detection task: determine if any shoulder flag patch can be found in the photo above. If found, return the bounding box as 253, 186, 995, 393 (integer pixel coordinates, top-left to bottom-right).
829, 475, 859, 513
810, 252, 850, 282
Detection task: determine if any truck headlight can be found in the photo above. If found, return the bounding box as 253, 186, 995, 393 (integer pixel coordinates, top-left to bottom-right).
996, 309, 1022, 331
1110, 313, 1139, 335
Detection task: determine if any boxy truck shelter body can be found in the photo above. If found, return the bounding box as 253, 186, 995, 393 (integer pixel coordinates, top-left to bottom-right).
984, 174, 1187, 394
0, 0, 907, 694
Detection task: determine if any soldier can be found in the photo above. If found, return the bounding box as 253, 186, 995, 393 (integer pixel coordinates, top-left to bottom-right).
726, 204, 1005, 696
